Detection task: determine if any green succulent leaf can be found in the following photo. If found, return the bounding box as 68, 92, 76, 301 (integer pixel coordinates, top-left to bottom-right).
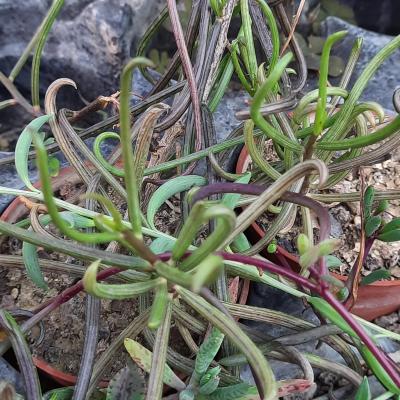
194, 328, 225, 380
199, 371, 220, 395
299, 239, 340, 269
149, 237, 175, 254
354, 377, 371, 400
365, 216, 382, 237
48, 156, 60, 177
83, 260, 160, 300
179, 389, 195, 400
363, 186, 375, 219
199, 366, 221, 387
124, 338, 186, 391
106, 362, 145, 400
221, 173, 251, 209
380, 218, 400, 235
15, 114, 52, 192
190, 255, 224, 292
325, 255, 342, 269
22, 212, 95, 290
375, 200, 389, 215
147, 175, 206, 230
176, 287, 277, 399
231, 233, 251, 252
208, 383, 257, 400
175, 203, 236, 272
378, 229, 400, 243
297, 234, 310, 255
43, 387, 74, 400
360, 269, 391, 286
22, 241, 48, 290
148, 280, 168, 330
266, 241, 277, 254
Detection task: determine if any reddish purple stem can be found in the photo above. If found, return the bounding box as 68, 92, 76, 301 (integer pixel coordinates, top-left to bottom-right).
323, 289, 400, 387
219, 252, 318, 291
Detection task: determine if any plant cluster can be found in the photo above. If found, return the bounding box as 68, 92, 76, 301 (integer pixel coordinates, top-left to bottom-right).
0, 0, 400, 399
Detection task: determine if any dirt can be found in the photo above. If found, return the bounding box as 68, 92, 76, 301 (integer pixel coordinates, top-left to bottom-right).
374, 310, 400, 335
327, 144, 400, 277
0, 237, 139, 377
255, 139, 400, 280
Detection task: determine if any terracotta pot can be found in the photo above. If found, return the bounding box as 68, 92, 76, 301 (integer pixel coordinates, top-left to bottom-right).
0, 166, 81, 225
236, 146, 400, 321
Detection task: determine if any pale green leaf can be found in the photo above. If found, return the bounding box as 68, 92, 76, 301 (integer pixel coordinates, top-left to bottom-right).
15, 114, 52, 192
147, 175, 206, 230
124, 338, 186, 391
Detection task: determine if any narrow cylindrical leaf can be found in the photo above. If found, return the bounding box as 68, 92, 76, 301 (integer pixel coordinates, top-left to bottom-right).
148, 280, 168, 330
191, 255, 224, 293
83, 260, 161, 300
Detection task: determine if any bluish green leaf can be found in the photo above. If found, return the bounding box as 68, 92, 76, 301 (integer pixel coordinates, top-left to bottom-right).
149, 237, 175, 254
147, 175, 206, 230
22, 242, 48, 290
15, 115, 52, 191
179, 389, 195, 400
22, 212, 95, 290
208, 383, 257, 400
221, 173, 251, 209
326, 255, 343, 269
58, 212, 95, 229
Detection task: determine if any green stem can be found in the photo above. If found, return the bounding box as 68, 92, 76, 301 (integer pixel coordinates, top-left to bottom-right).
120, 57, 154, 240
31, 0, 65, 108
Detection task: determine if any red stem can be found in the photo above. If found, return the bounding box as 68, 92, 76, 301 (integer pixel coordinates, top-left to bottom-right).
219, 252, 318, 292
323, 289, 400, 387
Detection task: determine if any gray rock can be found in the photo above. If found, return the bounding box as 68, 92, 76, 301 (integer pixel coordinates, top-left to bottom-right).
324, 0, 400, 36
0, 357, 25, 396
321, 17, 400, 111
242, 284, 344, 382
0, 0, 163, 101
